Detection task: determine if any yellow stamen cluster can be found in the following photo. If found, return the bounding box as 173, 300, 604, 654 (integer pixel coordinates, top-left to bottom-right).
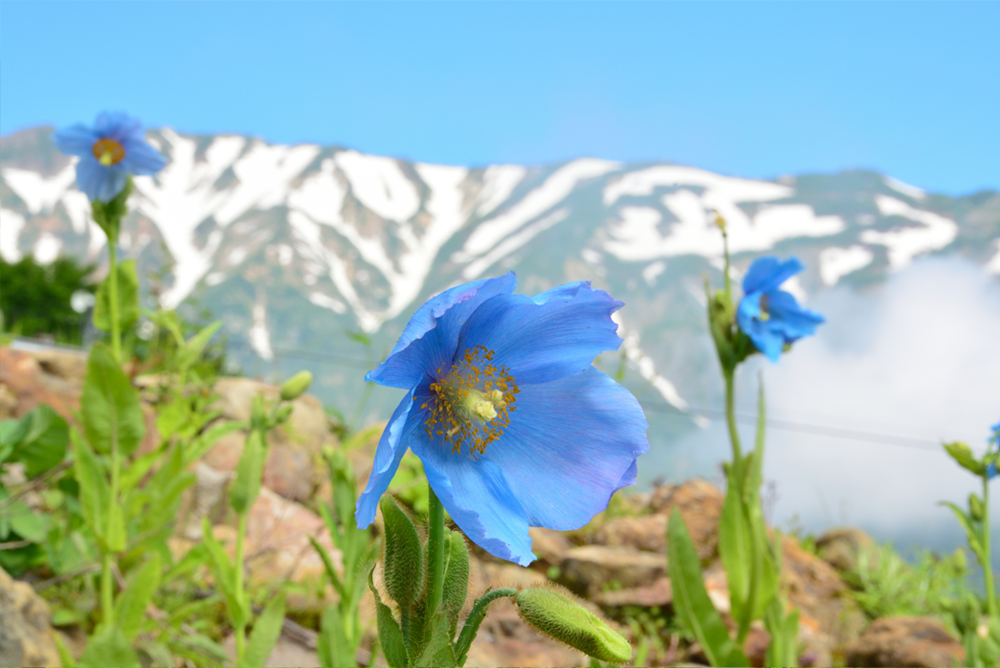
422, 345, 519, 455
758, 293, 771, 321
92, 138, 126, 166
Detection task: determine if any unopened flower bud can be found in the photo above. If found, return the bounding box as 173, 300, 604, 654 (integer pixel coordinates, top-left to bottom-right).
516, 587, 632, 664
379, 496, 424, 608
970, 493, 985, 522
280, 370, 313, 401
273, 404, 294, 425
714, 211, 727, 232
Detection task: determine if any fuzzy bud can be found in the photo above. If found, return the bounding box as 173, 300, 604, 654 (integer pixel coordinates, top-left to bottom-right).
273, 404, 294, 425
970, 493, 985, 522
280, 371, 313, 401
379, 496, 424, 608
515, 587, 632, 664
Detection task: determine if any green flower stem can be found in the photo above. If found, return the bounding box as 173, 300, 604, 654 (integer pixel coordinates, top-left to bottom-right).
101, 552, 114, 628
455, 588, 518, 666
107, 242, 123, 364
425, 486, 446, 624
737, 520, 762, 645
984, 474, 998, 617
724, 370, 743, 465
234, 511, 249, 665
720, 226, 733, 306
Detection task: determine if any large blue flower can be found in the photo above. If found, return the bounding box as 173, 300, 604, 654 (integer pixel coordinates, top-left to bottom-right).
736, 256, 825, 362
53, 111, 166, 202
356, 273, 649, 565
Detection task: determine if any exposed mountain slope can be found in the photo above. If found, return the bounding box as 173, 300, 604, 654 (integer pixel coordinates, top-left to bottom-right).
2, 125, 999, 430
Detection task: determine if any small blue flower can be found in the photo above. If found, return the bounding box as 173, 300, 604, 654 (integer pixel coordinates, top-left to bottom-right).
736, 256, 825, 362
988, 462, 998, 480
356, 273, 649, 565
53, 111, 166, 202
991, 420, 1000, 447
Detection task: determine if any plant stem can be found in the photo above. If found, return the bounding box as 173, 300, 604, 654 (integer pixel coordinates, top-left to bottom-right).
101, 551, 114, 628
724, 370, 743, 465
425, 486, 446, 625
234, 511, 248, 665
108, 242, 122, 364
984, 474, 998, 617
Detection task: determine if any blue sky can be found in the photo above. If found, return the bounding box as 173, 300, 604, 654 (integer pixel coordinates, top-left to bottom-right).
1, 1, 998, 195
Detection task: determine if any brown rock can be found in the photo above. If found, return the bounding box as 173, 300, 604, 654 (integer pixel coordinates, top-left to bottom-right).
816, 527, 876, 572
559, 545, 666, 598
32, 347, 88, 384
595, 576, 672, 608
592, 514, 667, 553
0, 347, 82, 421
528, 527, 571, 565
0, 382, 18, 418
649, 479, 724, 561
0, 565, 61, 668
845, 616, 964, 667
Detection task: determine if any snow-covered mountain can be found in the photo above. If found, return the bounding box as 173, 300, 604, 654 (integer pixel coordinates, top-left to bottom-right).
2, 125, 999, 428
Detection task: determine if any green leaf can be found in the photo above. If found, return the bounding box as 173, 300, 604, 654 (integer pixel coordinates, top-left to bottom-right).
414, 614, 457, 668
114, 552, 163, 640
184, 419, 247, 467
0, 418, 29, 465
81, 343, 145, 456
441, 529, 470, 637
228, 430, 265, 514
764, 598, 799, 668
244, 592, 287, 668
93, 259, 140, 332
8, 499, 49, 541
9, 405, 68, 478
119, 449, 162, 493
53, 630, 77, 668
79, 626, 141, 668
176, 321, 222, 372
719, 465, 751, 624
169, 633, 231, 667
71, 429, 124, 551
668, 507, 748, 667
137, 641, 174, 668
944, 441, 986, 476
202, 517, 247, 628
310, 534, 346, 599
318, 604, 357, 668
941, 501, 986, 563
369, 565, 408, 668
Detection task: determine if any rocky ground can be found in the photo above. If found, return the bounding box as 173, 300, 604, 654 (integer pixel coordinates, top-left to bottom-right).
0, 344, 967, 667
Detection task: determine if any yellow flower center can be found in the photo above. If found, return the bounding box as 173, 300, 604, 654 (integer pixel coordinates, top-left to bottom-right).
92, 138, 126, 166
423, 345, 519, 455
758, 293, 771, 322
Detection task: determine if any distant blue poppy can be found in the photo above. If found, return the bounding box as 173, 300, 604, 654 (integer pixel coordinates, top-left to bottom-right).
53, 112, 166, 203
988, 463, 998, 480
736, 256, 825, 362
355, 273, 649, 566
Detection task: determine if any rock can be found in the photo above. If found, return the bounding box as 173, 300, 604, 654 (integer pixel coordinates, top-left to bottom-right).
649, 479, 724, 561
595, 576, 672, 607
592, 514, 667, 553
179, 463, 233, 540
845, 616, 964, 667
558, 546, 666, 598
0, 347, 82, 421
0, 382, 18, 417
32, 347, 88, 384
528, 527, 571, 565
816, 527, 876, 572
0, 565, 61, 668
465, 635, 588, 668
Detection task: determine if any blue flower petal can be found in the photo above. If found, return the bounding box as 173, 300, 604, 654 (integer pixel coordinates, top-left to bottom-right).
366, 273, 516, 388
483, 367, 648, 530
75, 159, 125, 203
742, 256, 804, 295
736, 294, 784, 362
94, 111, 142, 140
121, 139, 167, 175
96, 166, 128, 203
456, 282, 624, 385
355, 388, 422, 528
411, 430, 535, 565
988, 463, 998, 480
765, 290, 825, 342
52, 125, 98, 157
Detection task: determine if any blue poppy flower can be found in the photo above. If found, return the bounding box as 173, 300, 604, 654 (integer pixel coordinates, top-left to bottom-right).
53, 111, 166, 203
988, 463, 998, 480
356, 273, 649, 565
736, 256, 825, 362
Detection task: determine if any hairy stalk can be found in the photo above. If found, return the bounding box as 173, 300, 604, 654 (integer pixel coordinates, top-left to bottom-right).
724, 370, 743, 465
985, 475, 998, 617
425, 487, 446, 625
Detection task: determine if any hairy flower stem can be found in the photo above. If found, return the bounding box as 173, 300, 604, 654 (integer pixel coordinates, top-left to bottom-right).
724, 370, 744, 466
425, 487, 446, 624
234, 512, 249, 665
984, 475, 998, 617
107, 242, 122, 364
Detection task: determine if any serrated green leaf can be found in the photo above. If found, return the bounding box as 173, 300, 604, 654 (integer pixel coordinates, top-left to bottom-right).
81, 343, 145, 457
668, 507, 748, 667
93, 259, 140, 332
228, 430, 265, 514
79, 626, 141, 667
244, 592, 286, 668
10, 405, 68, 478
71, 429, 113, 549
114, 552, 162, 640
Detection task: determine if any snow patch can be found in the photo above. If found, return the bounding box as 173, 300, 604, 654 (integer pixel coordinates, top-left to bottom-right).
860, 196, 957, 271
781, 276, 808, 303
819, 246, 874, 285
612, 312, 695, 418
335, 151, 420, 222
462, 208, 569, 280
603, 165, 791, 206
458, 159, 619, 260
642, 260, 666, 285
309, 291, 347, 314
0, 209, 26, 262
884, 176, 926, 200
227, 247, 248, 265
33, 233, 62, 264
287, 158, 346, 227
581, 248, 601, 264
62, 191, 91, 234
476, 165, 526, 217
205, 272, 226, 286
603, 194, 845, 262
2, 164, 76, 214
250, 302, 274, 361
215, 141, 319, 225
987, 240, 1000, 275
